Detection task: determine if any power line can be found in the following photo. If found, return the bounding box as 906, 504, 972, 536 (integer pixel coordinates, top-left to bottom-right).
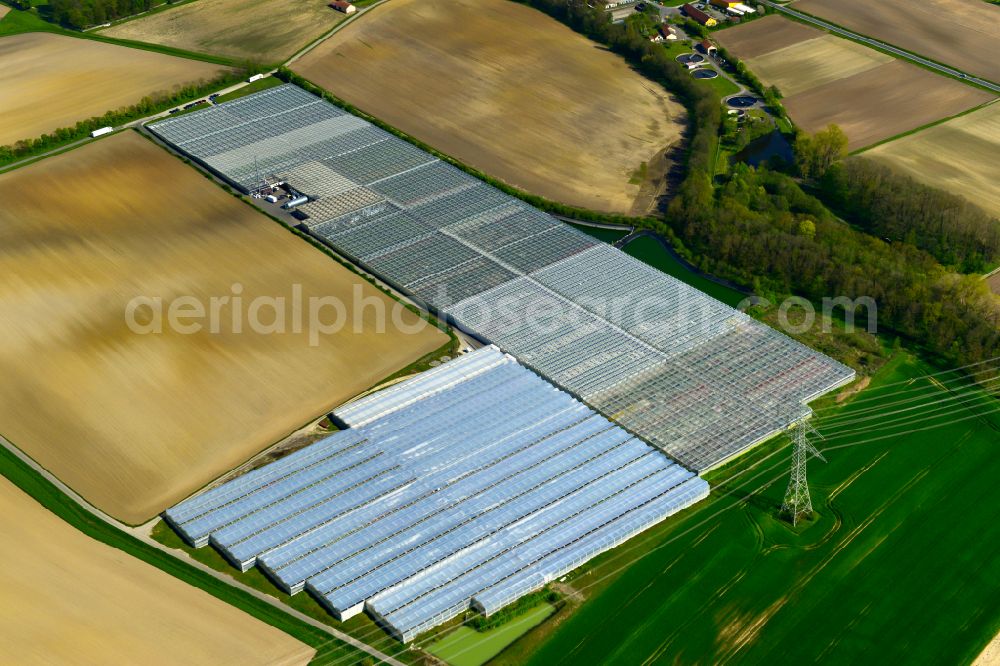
815, 378, 1000, 434
809, 355, 1000, 414
811, 363, 1000, 423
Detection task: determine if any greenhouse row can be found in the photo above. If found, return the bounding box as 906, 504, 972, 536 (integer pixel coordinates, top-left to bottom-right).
165, 348, 708, 642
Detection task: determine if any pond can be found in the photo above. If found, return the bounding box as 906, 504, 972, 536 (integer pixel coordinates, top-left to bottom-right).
732, 130, 793, 168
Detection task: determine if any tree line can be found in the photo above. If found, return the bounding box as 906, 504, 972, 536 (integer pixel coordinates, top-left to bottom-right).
50, 0, 156, 29
818, 157, 1000, 273
669, 163, 1000, 380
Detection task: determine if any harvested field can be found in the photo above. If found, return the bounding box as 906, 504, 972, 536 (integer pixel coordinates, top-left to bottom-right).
103, 0, 346, 63
0, 32, 226, 145
0, 5, 9, 20
0, 475, 314, 665
0, 132, 447, 523
865, 102, 1000, 219
715, 17, 993, 150
293, 0, 687, 215
743, 35, 891, 97
794, 0, 1000, 83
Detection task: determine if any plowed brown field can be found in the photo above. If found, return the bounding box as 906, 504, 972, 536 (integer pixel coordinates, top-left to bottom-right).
794, 0, 1000, 83
293, 0, 687, 215
0, 131, 447, 523
716, 17, 993, 149
0, 475, 314, 665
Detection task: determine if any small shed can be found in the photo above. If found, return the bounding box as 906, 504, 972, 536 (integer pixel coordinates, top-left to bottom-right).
328, 1, 356, 14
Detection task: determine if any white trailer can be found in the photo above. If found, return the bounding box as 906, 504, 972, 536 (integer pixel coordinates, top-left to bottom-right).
90, 126, 113, 138
247, 73, 265, 83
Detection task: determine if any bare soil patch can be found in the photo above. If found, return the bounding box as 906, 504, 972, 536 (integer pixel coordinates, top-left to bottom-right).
0, 475, 314, 665
987, 272, 1000, 296
785, 60, 991, 150
974, 629, 1000, 666
714, 14, 819, 58
293, 0, 686, 214
0, 132, 447, 523
0, 32, 226, 145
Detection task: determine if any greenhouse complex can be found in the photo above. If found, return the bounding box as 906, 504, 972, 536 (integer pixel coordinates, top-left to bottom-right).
149, 84, 854, 472
152, 84, 854, 640
166, 347, 709, 643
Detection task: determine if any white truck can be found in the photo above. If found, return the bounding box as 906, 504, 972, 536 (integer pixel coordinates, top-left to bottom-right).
247, 73, 265, 83
90, 126, 113, 138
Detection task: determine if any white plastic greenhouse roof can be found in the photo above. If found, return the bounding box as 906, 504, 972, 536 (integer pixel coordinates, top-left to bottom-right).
165, 347, 708, 643
149, 84, 855, 471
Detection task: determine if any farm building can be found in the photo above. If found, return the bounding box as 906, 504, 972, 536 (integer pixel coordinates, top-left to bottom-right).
328, 0, 356, 14
148, 84, 853, 472
651, 24, 678, 42
711, 0, 756, 11
700, 38, 717, 55
682, 3, 718, 26
166, 346, 710, 642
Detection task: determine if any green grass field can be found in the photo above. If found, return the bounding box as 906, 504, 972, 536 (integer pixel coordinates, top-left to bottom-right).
501, 352, 1000, 665
698, 69, 740, 98
567, 222, 630, 244
622, 235, 748, 308
427, 603, 556, 666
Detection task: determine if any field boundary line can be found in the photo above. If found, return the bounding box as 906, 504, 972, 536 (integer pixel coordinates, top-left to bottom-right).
853, 98, 999, 154
284, 0, 393, 67
0, 435, 404, 665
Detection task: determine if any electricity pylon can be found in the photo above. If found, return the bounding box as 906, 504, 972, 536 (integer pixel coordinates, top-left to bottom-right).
781, 421, 826, 526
